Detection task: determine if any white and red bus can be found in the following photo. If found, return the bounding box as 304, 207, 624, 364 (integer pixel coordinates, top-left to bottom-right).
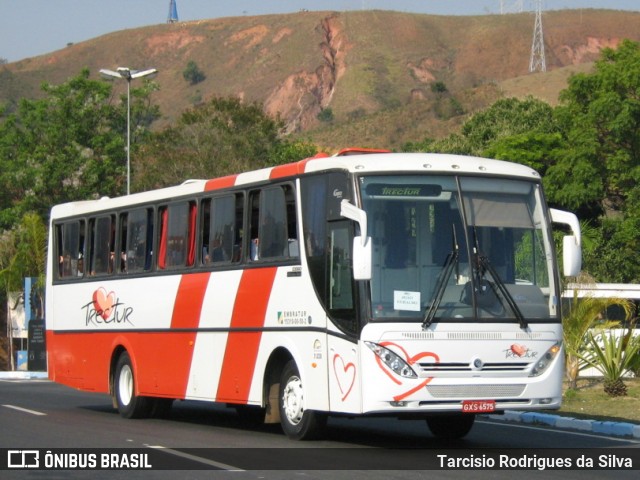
45, 149, 581, 440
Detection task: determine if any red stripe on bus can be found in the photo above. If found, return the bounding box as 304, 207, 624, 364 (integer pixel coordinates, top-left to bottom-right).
160, 272, 211, 396
269, 159, 311, 179
171, 273, 211, 329
205, 175, 238, 191
216, 267, 278, 403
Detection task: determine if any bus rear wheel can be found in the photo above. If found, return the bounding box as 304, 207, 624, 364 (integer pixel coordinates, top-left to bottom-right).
278, 360, 326, 440
114, 352, 151, 419
426, 414, 475, 439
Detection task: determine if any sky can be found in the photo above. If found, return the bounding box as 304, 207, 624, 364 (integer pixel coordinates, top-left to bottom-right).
1, 1, 639, 63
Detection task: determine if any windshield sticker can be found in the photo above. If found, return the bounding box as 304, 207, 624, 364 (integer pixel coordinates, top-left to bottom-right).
394, 291, 421, 311
333, 353, 356, 401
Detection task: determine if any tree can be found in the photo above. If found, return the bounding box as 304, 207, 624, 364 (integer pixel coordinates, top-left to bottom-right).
541, 40, 640, 279
579, 328, 640, 397
457, 96, 558, 156
483, 131, 563, 177
406, 97, 559, 158
134, 96, 316, 190
0, 69, 161, 226
562, 277, 633, 390
317, 108, 334, 123
0, 212, 47, 304
183, 61, 206, 86
548, 40, 640, 218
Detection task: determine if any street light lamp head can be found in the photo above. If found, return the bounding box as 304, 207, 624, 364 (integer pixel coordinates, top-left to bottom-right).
131, 68, 158, 80
99, 68, 123, 80
116, 67, 132, 79
99, 67, 158, 81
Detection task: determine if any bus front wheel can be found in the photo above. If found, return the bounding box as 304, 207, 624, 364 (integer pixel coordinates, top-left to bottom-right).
426, 414, 475, 439
278, 360, 326, 440
114, 352, 151, 419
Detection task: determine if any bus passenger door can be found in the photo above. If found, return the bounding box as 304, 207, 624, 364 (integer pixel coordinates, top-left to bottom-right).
326, 221, 362, 414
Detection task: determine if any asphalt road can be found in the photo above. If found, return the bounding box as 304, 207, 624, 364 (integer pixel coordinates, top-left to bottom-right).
1, 379, 639, 479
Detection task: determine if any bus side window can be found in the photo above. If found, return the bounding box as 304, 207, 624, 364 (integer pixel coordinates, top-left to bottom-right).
89, 215, 115, 276
328, 221, 357, 334
124, 207, 153, 273
203, 194, 238, 265
56, 220, 86, 279
158, 201, 197, 269
250, 185, 295, 262
233, 193, 244, 262
119, 212, 128, 273
284, 185, 299, 258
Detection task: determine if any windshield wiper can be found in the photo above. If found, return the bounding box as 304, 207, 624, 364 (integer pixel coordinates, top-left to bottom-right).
423, 225, 459, 329
472, 229, 528, 330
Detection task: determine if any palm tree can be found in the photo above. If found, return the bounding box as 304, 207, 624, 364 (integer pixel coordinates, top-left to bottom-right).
579, 327, 640, 396
562, 277, 633, 389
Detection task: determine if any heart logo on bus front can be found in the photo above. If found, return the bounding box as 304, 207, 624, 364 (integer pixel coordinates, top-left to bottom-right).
374, 342, 440, 401
333, 354, 356, 401
92, 287, 116, 320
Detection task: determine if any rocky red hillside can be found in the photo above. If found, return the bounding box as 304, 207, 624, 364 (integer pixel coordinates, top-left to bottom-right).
2, 9, 640, 148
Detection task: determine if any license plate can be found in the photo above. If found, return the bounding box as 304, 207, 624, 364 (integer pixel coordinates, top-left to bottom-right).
461, 400, 496, 413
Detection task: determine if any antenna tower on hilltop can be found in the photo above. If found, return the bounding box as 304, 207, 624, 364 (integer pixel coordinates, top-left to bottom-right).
500, 1, 524, 14
168, 0, 179, 23
529, 0, 546, 72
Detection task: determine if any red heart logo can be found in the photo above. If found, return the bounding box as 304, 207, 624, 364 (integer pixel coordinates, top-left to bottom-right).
510, 344, 527, 357
333, 353, 356, 401
374, 341, 440, 402
92, 287, 116, 321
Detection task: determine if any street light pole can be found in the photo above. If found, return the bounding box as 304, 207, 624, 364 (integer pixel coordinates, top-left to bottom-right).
99, 67, 158, 195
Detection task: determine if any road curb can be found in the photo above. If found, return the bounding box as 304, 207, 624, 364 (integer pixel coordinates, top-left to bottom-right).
486, 410, 640, 439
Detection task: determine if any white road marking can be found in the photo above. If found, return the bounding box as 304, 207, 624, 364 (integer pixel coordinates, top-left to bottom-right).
2, 404, 47, 416
147, 445, 245, 471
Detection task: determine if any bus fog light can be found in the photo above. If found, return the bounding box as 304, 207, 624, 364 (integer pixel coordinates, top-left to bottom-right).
365, 342, 418, 379
540, 398, 552, 405
390, 401, 406, 407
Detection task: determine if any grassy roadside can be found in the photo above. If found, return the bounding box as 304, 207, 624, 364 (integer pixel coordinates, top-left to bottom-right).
558, 377, 640, 424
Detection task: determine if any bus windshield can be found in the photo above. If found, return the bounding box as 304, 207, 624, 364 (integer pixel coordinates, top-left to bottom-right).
360, 175, 557, 323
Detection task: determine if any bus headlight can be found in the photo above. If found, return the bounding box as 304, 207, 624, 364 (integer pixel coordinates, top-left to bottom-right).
365, 342, 418, 378
529, 343, 561, 377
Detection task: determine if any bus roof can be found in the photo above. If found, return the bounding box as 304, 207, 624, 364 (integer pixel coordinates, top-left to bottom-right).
50, 152, 541, 219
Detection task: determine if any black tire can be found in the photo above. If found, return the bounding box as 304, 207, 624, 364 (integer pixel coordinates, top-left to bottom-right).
278, 360, 326, 440
426, 414, 475, 439
113, 352, 151, 419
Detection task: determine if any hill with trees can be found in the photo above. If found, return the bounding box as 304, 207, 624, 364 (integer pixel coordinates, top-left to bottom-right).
2, 9, 640, 288
2, 9, 640, 149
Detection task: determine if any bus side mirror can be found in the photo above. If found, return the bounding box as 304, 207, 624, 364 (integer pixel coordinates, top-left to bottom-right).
340, 200, 372, 280
562, 235, 581, 277
550, 208, 582, 277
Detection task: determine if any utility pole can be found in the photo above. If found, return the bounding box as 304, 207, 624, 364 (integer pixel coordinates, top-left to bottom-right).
529, 0, 546, 72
